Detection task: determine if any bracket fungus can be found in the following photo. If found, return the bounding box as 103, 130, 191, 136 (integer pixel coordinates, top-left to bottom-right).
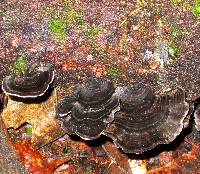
104, 84, 190, 153
56, 95, 77, 118
2, 62, 54, 98
57, 78, 120, 140
56, 80, 191, 153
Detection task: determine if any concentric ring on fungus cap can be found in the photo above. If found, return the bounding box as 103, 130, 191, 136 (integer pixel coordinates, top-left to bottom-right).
104, 83, 190, 153
60, 77, 120, 140
2, 62, 54, 98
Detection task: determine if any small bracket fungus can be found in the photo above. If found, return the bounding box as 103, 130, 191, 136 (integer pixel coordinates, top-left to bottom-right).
2, 62, 54, 98
57, 78, 120, 140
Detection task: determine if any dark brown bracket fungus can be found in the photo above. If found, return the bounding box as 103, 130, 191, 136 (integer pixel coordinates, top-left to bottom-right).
104, 84, 190, 154
2, 62, 54, 98
57, 78, 120, 140
56, 95, 77, 118
56, 79, 192, 153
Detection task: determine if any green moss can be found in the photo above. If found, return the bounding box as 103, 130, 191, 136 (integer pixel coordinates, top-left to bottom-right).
192, 0, 200, 17
0, 10, 3, 17
44, 6, 55, 18
168, 43, 181, 56
193, 5, 200, 17
171, 0, 185, 6
171, 0, 199, 16
10, 54, 27, 76
63, 0, 71, 12
48, 19, 68, 42
68, 10, 79, 22
119, 38, 128, 54
76, 16, 86, 28
171, 27, 185, 41
171, 0, 192, 7
106, 66, 122, 79
48, 19, 67, 33
98, 50, 109, 60
86, 26, 102, 37
62, 145, 68, 154
169, 26, 185, 61
2, 12, 14, 25
25, 126, 32, 136
88, 39, 99, 49
183, 3, 193, 10
47, 0, 87, 42
47, 0, 104, 44
171, 0, 194, 12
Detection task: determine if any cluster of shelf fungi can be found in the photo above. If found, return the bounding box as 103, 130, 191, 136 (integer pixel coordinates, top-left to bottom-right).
2, 61, 200, 154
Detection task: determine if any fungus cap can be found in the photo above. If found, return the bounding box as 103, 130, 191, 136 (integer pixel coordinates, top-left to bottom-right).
2, 62, 54, 98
